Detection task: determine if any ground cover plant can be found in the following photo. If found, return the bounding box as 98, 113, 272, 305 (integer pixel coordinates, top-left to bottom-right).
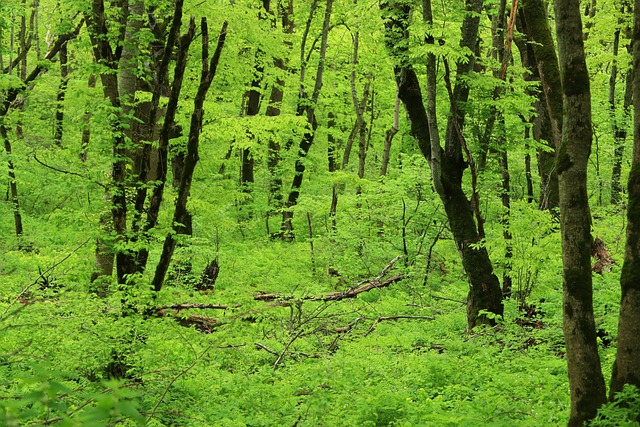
1, 0, 640, 425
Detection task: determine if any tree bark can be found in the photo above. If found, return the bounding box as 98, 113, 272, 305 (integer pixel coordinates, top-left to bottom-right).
380, 90, 399, 176
382, 0, 503, 329
265, 0, 294, 235
553, 0, 607, 423
53, 40, 68, 146
611, 13, 634, 205
609, 0, 640, 399
280, 0, 332, 237
0, 124, 23, 237
152, 19, 228, 292
521, 0, 562, 211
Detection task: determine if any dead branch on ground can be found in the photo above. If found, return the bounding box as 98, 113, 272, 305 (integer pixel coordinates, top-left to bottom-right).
365, 315, 435, 336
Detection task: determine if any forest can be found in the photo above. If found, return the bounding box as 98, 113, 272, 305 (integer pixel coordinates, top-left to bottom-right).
1, 0, 639, 425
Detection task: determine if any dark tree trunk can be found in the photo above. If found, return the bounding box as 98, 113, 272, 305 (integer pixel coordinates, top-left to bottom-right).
86, 0, 131, 283
1, 124, 23, 237
382, 0, 504, 329
137, 13, 195, 270
380, 90, 399, 176
553, 0, 607, 423
152, 19, 227, 292
611, 16, 634, 205
80, 73, 97, 162
281, 0, 332, 237
609, 0, 640, 399
521, 0, 562, 211
265, 0, 293, 235
240, 53, 264, 191
91, 195, 114, 282
53, 41, 68, 146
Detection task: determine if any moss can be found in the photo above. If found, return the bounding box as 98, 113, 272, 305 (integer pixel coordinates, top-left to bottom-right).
555, 142, 573, 175
561, 59, 590, 97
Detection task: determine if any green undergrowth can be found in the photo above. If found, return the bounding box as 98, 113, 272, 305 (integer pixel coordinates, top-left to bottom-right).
0, 180, 626, 426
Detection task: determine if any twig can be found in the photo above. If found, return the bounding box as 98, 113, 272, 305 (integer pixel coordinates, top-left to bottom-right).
254, 342, 279, 356
1, 238, 90, 320
32, 154, 106, 189
365, 315, 435, 336
146, 342, 214, 424
274, 329, 304, 370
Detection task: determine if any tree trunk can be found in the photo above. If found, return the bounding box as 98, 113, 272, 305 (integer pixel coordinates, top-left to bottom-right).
137, 11, 194, 269
609, 0, 640, 399
380, 90, 399, 176
383, 0, 504, 329
611, 16, 633, 205
53, 41, 68, 146
521, 0, 562, 211
281, 0, 332, 237
80, 73, 97, 162
152, 19, 227, 292
553, 0, 607, 423
265, 1, 293, 235
1, 124, 23, 238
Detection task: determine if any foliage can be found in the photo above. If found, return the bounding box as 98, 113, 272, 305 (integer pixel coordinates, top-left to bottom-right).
0, 0, 636, 425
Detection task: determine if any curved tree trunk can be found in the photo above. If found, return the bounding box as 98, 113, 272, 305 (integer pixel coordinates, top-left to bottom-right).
553, 0, 607, 423
152, 19, 228, 292
281, 0, 332, 237
610, 0, 640, 400
382, 0, 503, 330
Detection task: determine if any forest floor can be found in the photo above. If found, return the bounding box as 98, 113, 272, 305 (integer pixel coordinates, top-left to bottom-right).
0, 199, 625, 426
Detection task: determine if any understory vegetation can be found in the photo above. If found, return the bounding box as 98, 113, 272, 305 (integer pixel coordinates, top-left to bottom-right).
0, 152, 631, 425
2, 0, 640, 425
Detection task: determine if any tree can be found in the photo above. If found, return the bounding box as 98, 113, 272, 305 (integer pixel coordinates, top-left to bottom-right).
609, 0, 640, 399
553, 0, 607, 423
152, 18, 228, 292
382, 0, 504, 329
280, 0, 333, 237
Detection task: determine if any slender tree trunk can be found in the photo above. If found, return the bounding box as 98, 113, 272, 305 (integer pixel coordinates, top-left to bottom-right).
53, 41, 68, 146
91, 195, 114, 282
80, 73, 96, 162
281, 0, 332, 237
240, 73, 260, 189
152, 19, 227, 292
86, 0, 131, 284
380, 90, 399, 176
265, 0, 293, 235
136, 9, 194, 269
609, 0, 640, 399
1, 124, 23, 237
521, 0, 562, 211
611, 18, 634, 204
554, 0, 607, 423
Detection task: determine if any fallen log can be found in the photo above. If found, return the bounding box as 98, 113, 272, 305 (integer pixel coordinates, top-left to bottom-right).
156, 303, 229, 311
365, 315, 435, 336
254, 256, 405, 303
309, 273, 405, 301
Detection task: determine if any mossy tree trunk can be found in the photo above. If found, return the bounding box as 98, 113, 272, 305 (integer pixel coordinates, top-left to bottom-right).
382, 0, 503, 330
553, 0, 607, 423
521, 0, 563, 211
609, 0, 640, 400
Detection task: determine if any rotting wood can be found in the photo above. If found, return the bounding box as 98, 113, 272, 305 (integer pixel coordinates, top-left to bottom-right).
365, 315, 435, 336
591, 236, 614, 274
255, 256, 405, 302
156, 303, 229, 311
254, 274, 405, 303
